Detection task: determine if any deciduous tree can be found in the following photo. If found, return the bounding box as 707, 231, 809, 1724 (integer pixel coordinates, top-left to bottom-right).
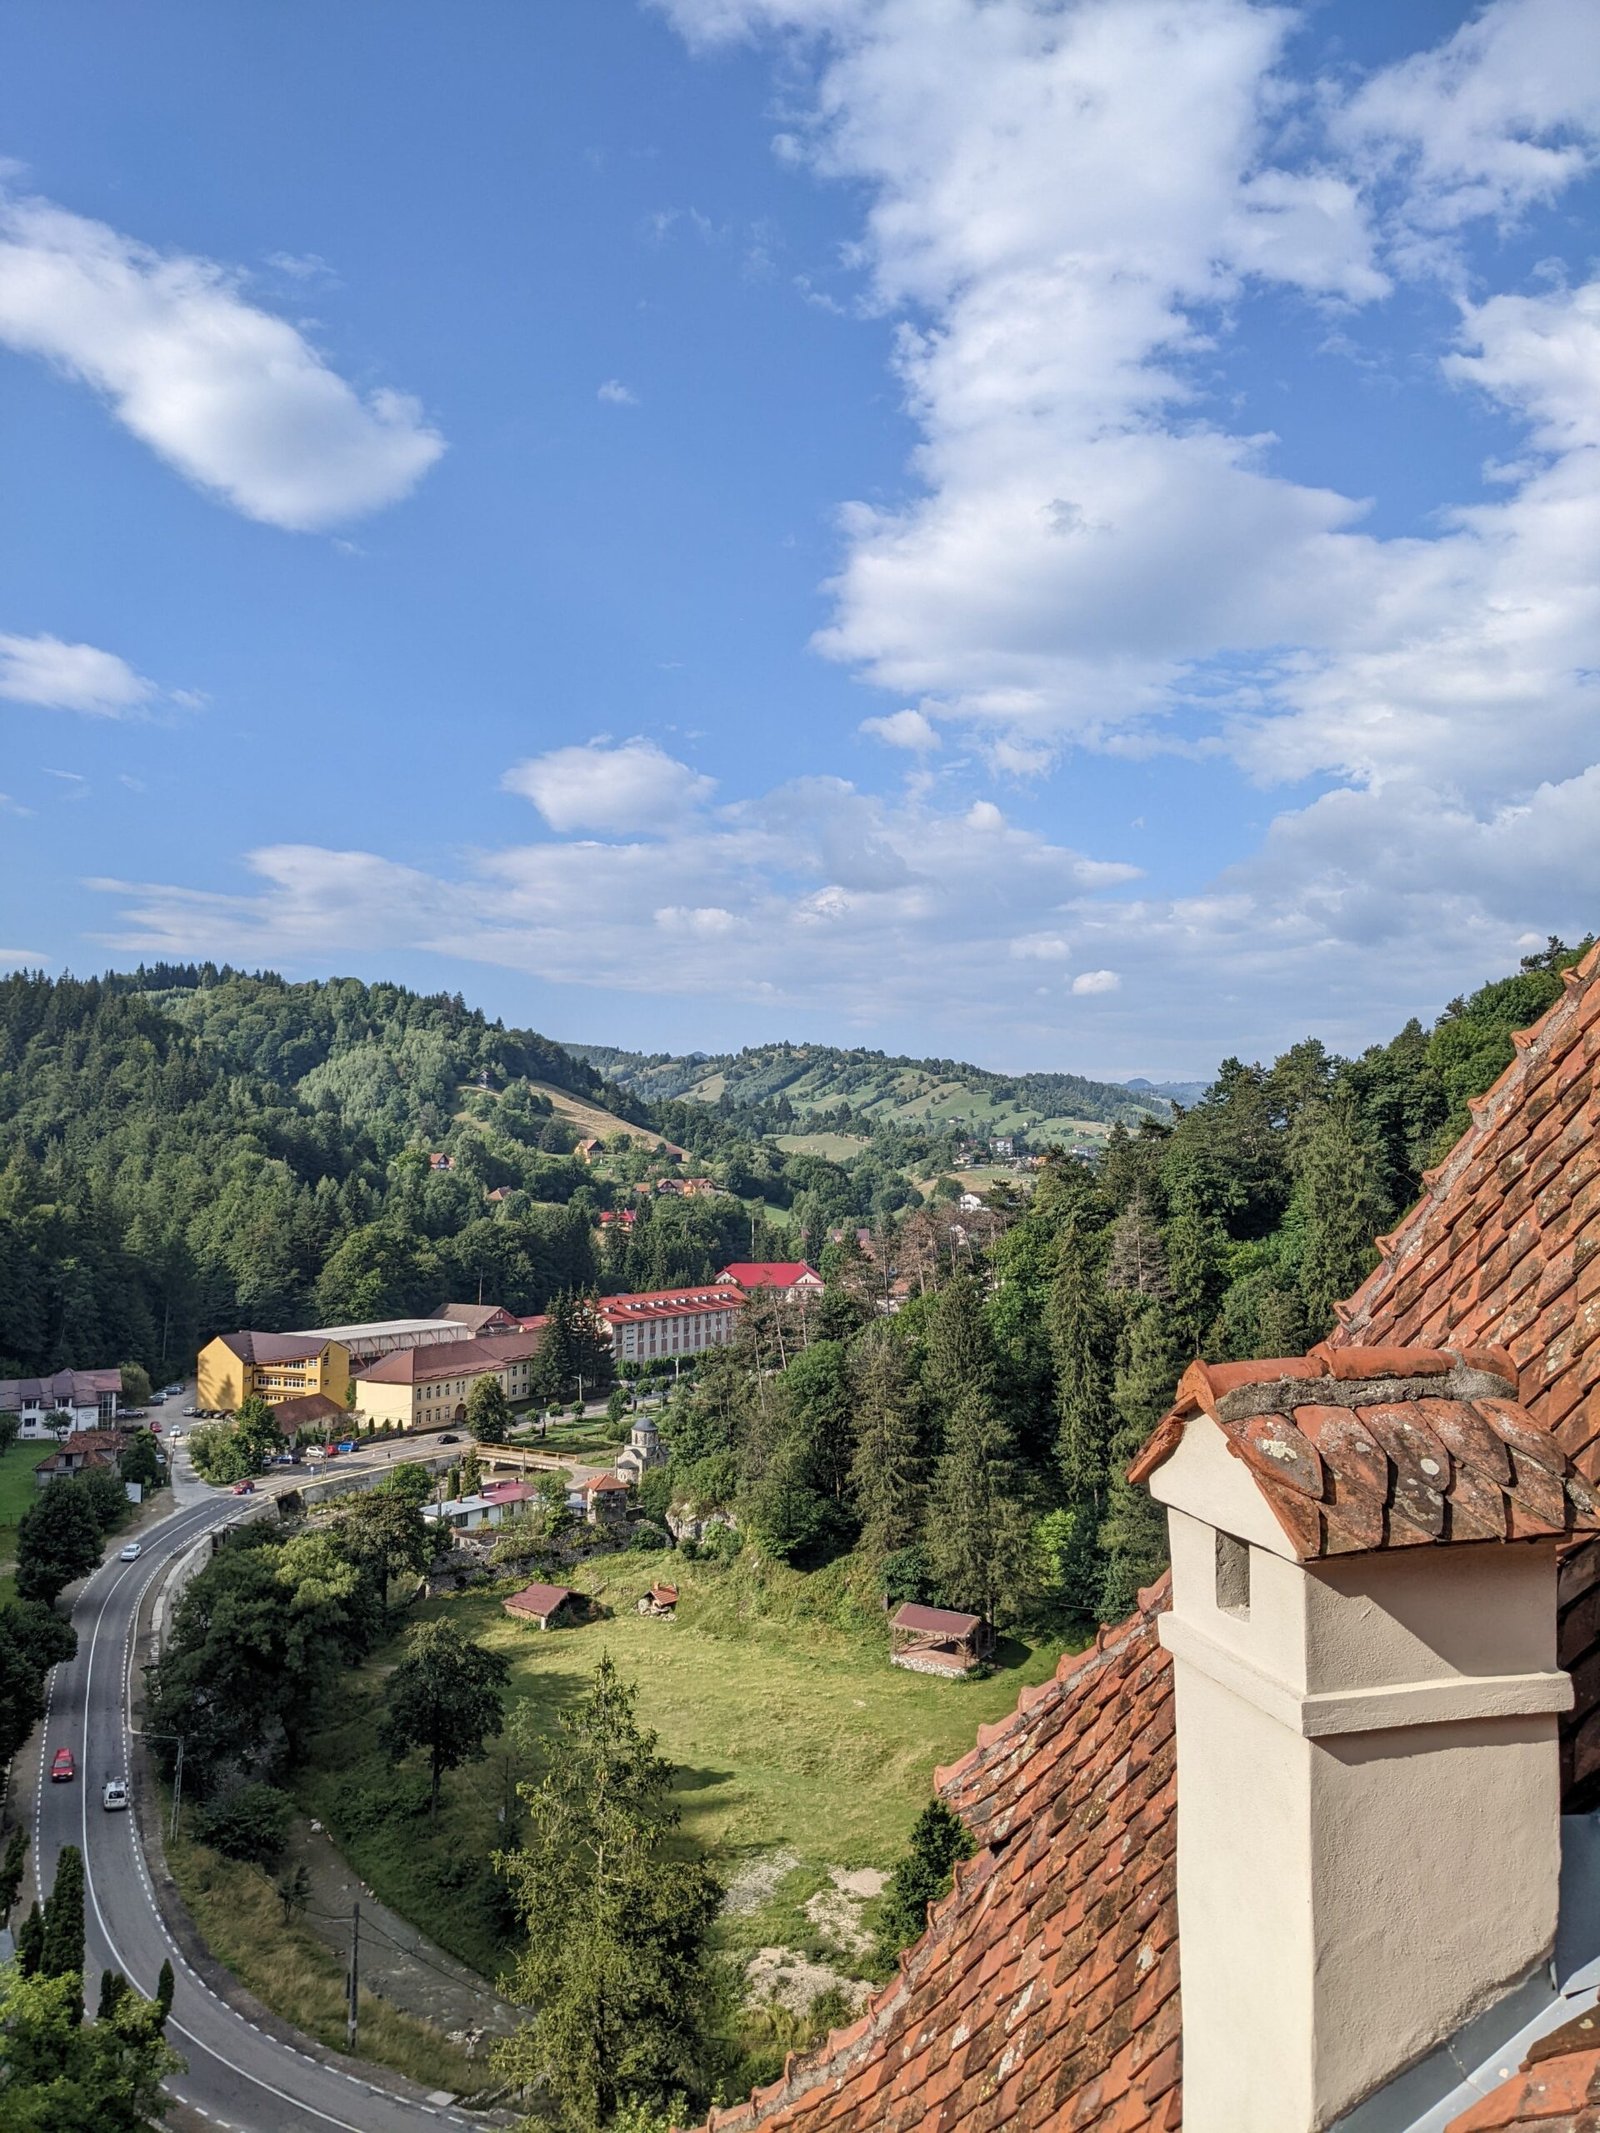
380, 1619, 509, 1817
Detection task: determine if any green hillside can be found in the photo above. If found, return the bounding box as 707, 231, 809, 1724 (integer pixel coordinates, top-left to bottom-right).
566, 1039, 1166, 1143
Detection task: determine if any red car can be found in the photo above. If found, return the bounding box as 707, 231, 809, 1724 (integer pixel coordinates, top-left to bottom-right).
50, 1748, 75, 1783
230, 1479, 255, 1495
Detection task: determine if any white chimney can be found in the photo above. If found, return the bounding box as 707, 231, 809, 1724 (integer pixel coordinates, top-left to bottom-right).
1133, 1343, 1598, 2133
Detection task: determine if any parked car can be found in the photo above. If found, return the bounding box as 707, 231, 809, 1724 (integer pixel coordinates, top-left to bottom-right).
230, 1479, 255, 1495
182, 1406, 197, 1417
167, 1431, 184, 1446
102, 1778, 129, 1812
118, 1542, 142, 1561
164, 1383, 183, 1396
150, 1393, 166, 1405
50, 1748, 74, 1783
336, 1439, 356, 1454
273, 1453, 297, 1467
303, 1446, 326, 1462
439, 1433, 460, 1444
321, 1444, 340, 1459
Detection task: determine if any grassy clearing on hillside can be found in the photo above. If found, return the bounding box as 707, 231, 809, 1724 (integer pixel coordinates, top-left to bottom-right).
0, 1441, 50, 1567
166, 1823, 477, 2094
773, 1132, 871, 1160
298, 1552, 1075, 1983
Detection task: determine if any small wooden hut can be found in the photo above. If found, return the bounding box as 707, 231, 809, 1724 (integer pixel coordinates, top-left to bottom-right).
888, 1601, 994, 1677
502, 1580, 577, 1631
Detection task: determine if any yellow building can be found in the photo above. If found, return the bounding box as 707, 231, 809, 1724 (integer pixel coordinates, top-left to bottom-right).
197, 1331, 352, 1415
353, 1330, 544, 1433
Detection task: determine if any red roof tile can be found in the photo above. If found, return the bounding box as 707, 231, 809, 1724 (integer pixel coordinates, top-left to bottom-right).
681, 1582, 1178, 2133
1129, 1343, 1598, 1559
1447, 2007, 1600, 2128
889, 1603, 983, 1638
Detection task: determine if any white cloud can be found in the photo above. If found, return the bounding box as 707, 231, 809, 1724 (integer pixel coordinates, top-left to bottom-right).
0, 793, 34, 817
0, 948, 47, 965
1338, 0, 1600, 239
0, 189, 443, 530
1071, 968, 1121, 995
500, 738, 715, 832
0, 632, 155, 715
860, 706, 939, 751
597, 378, 639, 405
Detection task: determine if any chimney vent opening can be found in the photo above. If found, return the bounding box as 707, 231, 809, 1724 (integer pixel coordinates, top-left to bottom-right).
1214, 1529, 1251, 1618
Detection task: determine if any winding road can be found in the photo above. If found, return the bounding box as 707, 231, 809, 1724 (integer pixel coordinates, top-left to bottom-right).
30, 1486, 480, 2133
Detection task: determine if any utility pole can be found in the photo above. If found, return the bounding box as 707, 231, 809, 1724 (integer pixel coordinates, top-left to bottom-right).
168, 1741, 184, 1845
346, 1901, 360, 2051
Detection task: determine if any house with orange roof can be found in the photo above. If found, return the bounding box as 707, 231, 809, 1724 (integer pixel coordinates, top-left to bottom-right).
681, 941, 1600, 2133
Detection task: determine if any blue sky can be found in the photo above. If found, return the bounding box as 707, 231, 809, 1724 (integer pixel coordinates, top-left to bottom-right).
1, 0, 1597, 1078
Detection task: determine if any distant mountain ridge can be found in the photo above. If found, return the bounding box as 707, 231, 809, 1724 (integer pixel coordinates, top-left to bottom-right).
1121, 1075, 1212, 1108
564, 1038, 1168, 1138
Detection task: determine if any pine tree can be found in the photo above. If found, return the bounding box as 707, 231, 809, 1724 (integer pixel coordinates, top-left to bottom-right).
848, 1329, 924, 1566
1105, 1190, 1172, 1301
871, 1800, 975, 1972
0, 1824, 28, 1926
1047, 1227, 1116, 1500
16, 1899, 43, 1977
1294, 1083, 1389, 1336
40, 1844, 86, 2004
923, 1390, 1035, 1627
1096, 1300, 1186, 1622
467, 1375, 515, 1445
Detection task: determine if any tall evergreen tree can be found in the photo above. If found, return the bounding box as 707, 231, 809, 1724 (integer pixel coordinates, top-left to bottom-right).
923, 1390, 1035, 1627
40, 1843, 86, 2002
848, 1328, 924, 1565
1293, 1083, 1389, 1337
1046, 1226, 1116, 1500
1096, 1300, 1187, 1622
495, 1656, 722, 2131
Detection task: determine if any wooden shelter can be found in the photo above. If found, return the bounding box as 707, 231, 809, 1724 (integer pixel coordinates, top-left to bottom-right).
638, 1582, 679, 1618
502, 1580, 576, 1631
888, 1601, 994, 1677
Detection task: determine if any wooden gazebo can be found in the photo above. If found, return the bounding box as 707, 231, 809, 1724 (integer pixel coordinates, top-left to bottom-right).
888, 1602, 994, 1677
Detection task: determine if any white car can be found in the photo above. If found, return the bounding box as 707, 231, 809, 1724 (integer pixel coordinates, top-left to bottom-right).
167, 1432, 184, 1446
102, 1779, 129, 1812
118, 1542, 143, 1561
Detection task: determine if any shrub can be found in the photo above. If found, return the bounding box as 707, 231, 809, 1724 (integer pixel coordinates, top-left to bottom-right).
628, 1520, 669, 1552
194, 1781, 293, 1867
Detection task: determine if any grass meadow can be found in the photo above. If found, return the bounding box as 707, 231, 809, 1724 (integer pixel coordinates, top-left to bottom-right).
297, 1548, 1075, 1982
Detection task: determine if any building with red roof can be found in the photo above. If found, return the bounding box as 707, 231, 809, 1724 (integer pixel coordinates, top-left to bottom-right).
716, 1262, 823, 1297
593, 1285, 742, 1367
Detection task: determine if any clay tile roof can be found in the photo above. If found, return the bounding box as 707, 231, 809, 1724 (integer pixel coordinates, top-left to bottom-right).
1334, 940, 1600, 1477
1447, 2006, 1600, 2129
681, 1580, 1179, 2133
1130, 1343, 1598, 1559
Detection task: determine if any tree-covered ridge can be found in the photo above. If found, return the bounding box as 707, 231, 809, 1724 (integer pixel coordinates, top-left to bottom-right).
565, 1038, 1167, 1137
646, 937, 1595, 1627
0, 970, 622, 1378
130, 965, 612, 1151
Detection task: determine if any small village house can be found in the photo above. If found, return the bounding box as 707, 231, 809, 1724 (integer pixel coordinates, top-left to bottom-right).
33, 1428, 128, 1485
268, 1391, 347, 1447
568, 1473, 630, 1526
638, 1582, 678, 1618
430, 1301, 518, 1337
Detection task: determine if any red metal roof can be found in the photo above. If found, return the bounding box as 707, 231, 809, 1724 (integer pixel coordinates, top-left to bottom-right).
717, 1262, 822, 1290
503, 1581, 573, 1619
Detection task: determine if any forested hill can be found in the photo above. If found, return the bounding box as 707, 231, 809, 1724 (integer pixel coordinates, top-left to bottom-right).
0, 968, 637, 1378
565, 1038, 1166, 1138
125, 965, 612, 1150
